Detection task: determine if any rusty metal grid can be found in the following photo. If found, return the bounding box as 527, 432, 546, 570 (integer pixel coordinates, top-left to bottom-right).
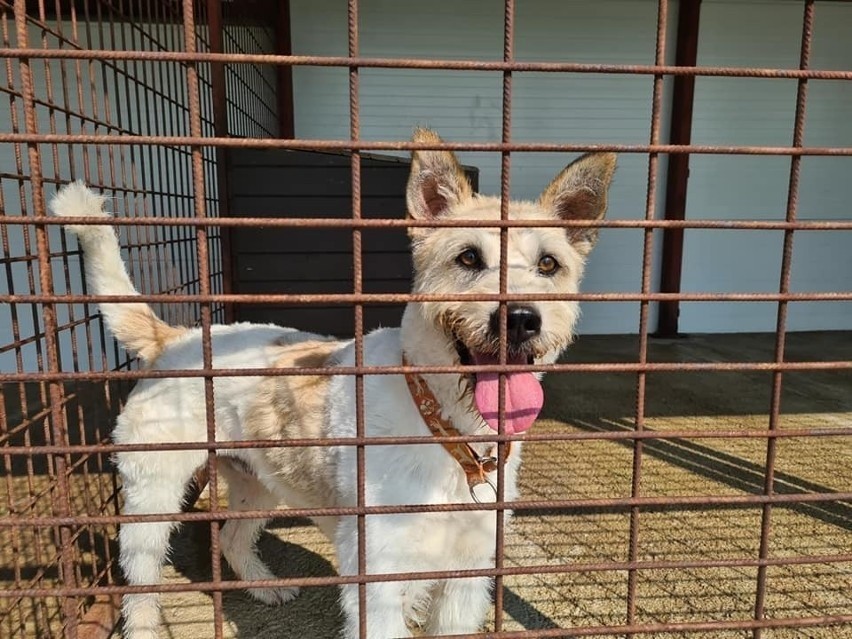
0, 0, 850, 638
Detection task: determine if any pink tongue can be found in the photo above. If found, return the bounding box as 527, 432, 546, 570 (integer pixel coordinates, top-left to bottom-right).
472, 353, 544, 435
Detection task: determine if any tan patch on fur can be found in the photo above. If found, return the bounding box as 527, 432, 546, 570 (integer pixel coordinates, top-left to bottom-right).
117, 306, 189, 364
244, 339, 344, 510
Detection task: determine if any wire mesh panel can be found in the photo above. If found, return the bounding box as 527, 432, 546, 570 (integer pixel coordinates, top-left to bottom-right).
0, 0, 850, 638
0, 0, 278, 636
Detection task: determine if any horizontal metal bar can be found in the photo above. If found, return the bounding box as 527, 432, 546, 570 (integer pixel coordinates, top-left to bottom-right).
4, 426, 849, 458
2, 360, 851, 384
430, 615, 852, 639
0, 133, 850, 155
3, 292, 851, 304
3, 216, 852, 231
1, 48, 852, 80
0, 316, 98, 355
0, 552, 849, 599
3, 491, 849, 529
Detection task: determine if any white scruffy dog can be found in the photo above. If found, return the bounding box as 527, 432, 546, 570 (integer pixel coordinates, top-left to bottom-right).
51, 129, 616, 638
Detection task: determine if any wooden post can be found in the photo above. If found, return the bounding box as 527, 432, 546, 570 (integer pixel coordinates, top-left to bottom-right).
657, 0, 702, 337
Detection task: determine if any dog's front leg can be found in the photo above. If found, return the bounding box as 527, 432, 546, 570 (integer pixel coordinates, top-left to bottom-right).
339, 580, 412, 639
424, 576, 492, 635
336, 517, 412, 639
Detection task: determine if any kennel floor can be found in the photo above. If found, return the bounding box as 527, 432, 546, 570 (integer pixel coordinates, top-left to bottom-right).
4, 333, 851, 638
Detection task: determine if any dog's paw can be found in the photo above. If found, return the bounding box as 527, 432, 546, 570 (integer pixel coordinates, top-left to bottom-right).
247, 585, 300, 606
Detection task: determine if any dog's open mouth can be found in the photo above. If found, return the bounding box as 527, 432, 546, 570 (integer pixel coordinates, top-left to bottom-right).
455, 340, 544, 436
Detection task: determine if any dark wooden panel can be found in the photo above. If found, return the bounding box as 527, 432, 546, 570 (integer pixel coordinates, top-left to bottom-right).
226, 149, 478, 333
236, 252, 411, 283
229, 148, 412, 168
229, 149, 478, 186
237, 305, 405, 337
228, 196, 405, 218
229, 165, 411, 198
236, 279, 410, 294
231, 227, 409, 254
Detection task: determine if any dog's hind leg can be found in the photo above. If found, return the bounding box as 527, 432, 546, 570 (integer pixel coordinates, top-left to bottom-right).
219, 461, 298, 606
118, 451, 203, 639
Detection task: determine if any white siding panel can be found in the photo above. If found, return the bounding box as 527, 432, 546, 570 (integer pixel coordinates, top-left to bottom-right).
291, 0, 669, 334
682, 0, 852, 333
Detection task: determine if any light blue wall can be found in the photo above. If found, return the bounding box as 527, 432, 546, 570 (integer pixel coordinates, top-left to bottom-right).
291, 0, 676, 334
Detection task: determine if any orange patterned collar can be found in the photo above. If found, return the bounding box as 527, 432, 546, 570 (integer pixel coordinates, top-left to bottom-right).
402, 355, 511, 502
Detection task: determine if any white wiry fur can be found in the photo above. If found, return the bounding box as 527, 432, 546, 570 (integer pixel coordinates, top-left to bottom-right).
51, 133, 615, 638
50, 182, 190, 363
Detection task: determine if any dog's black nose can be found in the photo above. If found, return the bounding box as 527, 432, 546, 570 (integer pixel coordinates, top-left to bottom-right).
490, 305, 542, 347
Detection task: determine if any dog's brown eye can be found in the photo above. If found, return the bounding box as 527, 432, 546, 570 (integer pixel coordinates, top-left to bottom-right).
457, 248, 483, 270
538, 255, 559, 276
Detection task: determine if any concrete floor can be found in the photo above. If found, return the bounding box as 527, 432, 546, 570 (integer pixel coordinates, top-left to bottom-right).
7, 332, 850, 638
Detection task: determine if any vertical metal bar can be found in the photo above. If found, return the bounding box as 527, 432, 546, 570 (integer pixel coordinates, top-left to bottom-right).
146, 0, 169, 321
626, 0, 669, 633
64, 0, 101, 378
1, 400, 22, 638
753, 2, 815, 637
346, 2, 366, 635
275, 0, 294, 139
181, 2, 224, 638
47, 0, 108, 619
0, 182, 32, 636
106, 0, 143, 364
157, 5, 184, 326
114, 0, 150, 312
154, 0, 184, 328
86, 6, 109, 315
5, 16, 60, 608
657, 0, 701, 338
12, 1, 80, 636
495, 0, 514, 633
39, 0, 86, 382
120, 0, 158, 330
207, 0, 234, 324
70, 3, 94, 200
134, 0, 169, 330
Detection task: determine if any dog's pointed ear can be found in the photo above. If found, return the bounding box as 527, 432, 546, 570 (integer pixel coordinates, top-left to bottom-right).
540, 152, 617, 255
406, 128, 473, 222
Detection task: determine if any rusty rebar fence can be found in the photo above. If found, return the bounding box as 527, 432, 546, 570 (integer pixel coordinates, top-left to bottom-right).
1, 0, 850, 638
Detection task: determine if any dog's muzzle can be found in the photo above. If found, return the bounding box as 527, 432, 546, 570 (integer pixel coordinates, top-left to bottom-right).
488, 304, 542, 350
451, 304, 545, 436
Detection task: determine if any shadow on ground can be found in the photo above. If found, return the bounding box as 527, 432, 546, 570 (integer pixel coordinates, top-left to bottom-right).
535, 332, 852, 529
169, 518, 342, 638
165, 518, 567, 636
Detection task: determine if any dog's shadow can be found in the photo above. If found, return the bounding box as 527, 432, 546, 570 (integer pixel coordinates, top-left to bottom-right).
172, 517, 343, 638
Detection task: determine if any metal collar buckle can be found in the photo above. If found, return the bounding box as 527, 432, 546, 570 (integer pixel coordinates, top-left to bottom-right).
469, 474, 497, 504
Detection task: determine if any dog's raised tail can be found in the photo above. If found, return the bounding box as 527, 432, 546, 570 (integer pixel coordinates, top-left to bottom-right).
50, 181, 186, 363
